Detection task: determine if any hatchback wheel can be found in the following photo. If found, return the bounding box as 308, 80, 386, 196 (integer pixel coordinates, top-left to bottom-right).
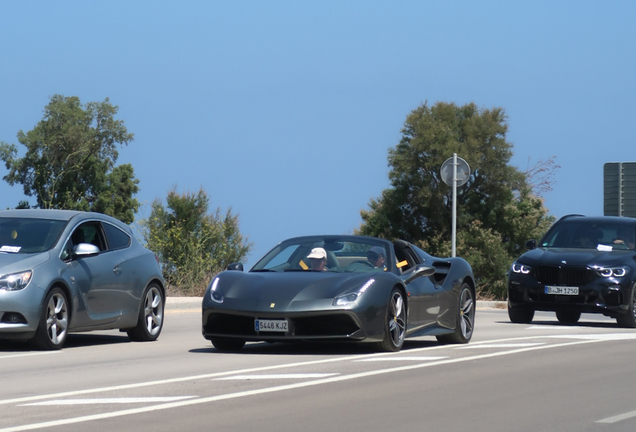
127, 283, 164, 341
30, 288, 69, 350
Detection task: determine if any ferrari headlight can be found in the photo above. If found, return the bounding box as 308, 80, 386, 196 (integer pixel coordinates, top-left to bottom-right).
595, 266, 629, 278
333, 279, 375, 306
511, 262, 531, 275
209, 277, 224, 303
0, 271, 32, 292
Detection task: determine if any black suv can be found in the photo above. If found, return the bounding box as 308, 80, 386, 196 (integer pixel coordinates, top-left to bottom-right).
508, 215, 636, 327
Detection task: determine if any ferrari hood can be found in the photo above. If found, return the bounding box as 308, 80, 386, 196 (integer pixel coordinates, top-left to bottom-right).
519, 247, 635, 267
214, 271, 378, 311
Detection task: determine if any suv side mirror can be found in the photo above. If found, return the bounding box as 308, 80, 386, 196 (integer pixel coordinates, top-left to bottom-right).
227, 262, 244, 271
525, 239, 536, 250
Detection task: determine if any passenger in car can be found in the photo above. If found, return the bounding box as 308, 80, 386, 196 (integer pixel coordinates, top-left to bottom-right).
367, 246, 386, 269
613, 228, 635, 249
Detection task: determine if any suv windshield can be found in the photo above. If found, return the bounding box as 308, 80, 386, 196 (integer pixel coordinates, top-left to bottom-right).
0, 218, 67, 254
541, 220, 636, 250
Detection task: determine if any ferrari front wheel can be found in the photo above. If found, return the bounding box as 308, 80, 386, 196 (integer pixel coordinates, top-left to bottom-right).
376, 288, 406, 352
436, 283, 474, 344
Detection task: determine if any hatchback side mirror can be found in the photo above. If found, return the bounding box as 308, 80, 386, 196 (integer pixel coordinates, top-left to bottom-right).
73, 243, 100, 259
525, 239, 536, 250
227, 262, 244, 271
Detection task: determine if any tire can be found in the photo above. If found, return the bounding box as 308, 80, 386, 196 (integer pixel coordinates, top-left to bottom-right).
376, 288, 406, 352
508, 301, 535, 324
30, 287, 69, 350
437, 283, 475, 344
127, 283, 164, 342
211, 338, 246, 351
617, 287, 636, 328
556, 310, 581, 324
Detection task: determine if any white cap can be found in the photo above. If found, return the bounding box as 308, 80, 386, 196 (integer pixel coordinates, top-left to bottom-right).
307, 247, 327, 260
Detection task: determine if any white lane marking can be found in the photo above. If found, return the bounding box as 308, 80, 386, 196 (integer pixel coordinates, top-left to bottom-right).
0, 352, 60, 360
0, 332, 622, 408
526, 326, 576, 330
597, 409, 636, 424
215, 373, 337, 380
547, 333, 636, 341
0, 344, 449, 406
23, 397, 196, 406
0, 338, 604, 432
355, 356, 448, 362
456, 343, 544, 349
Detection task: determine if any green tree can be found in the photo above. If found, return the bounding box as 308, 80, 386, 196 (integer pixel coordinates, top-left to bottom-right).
0, 94, 139, 223
357, 101, 555, 299
141, 187, 252, 296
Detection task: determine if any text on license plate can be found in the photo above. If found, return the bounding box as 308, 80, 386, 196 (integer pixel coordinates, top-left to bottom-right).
545, 286, 579, 295
255, 319, 288, 332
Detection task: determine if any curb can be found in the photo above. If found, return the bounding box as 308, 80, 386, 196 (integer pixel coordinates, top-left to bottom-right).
165, 297, 507, 311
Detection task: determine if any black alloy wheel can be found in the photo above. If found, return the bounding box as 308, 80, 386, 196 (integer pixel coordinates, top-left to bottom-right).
437, 283, 475, 344
377, 288, 406, 352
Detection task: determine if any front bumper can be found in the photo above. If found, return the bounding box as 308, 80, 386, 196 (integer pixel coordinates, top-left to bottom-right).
508, 272, 633, 318
202, 308, 377, 343
0, 285, 45, 339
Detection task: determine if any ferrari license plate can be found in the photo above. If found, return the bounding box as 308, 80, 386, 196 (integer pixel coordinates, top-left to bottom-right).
255, 319, 288, 332
545, 286, 579, 295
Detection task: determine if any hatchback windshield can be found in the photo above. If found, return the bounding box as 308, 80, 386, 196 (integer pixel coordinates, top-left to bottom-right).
252, 237, 390, 273
541, 221, 636, 250
0, 218, 67, 254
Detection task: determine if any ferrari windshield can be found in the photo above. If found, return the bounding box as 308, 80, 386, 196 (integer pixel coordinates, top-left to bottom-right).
541, 220, 636, 250
0, 218, 67, 254
252, 237, 391, 273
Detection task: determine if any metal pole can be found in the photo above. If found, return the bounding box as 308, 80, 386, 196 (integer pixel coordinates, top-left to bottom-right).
452, 153, 457, 257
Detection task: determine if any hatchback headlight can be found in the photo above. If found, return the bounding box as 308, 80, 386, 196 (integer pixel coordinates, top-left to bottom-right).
0, 271, 32, 291
511, 263, 532, 275
595, 266, 629, 278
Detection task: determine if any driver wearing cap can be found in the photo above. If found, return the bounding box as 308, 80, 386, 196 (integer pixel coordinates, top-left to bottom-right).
307, 247, 328, 271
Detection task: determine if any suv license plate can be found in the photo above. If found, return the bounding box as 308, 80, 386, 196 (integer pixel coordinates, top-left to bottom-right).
545, 286, 579, 295
255, 319, 289, 332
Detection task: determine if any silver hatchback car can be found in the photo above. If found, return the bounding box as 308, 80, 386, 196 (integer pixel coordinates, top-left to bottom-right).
0, 209, 165, 349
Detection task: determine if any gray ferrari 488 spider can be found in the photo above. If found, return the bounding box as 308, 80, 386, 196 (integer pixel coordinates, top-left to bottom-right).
202, 235, 475, 352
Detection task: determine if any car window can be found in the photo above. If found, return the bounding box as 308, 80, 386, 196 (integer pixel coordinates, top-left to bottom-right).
542, 221, 636, 250
62, 221, 107, 260
103, 223, 131, 251
0, 218, 66, 254
252, 237, 390, 273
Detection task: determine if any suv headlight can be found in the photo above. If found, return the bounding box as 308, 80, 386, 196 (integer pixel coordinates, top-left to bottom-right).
0, 271, 33, 291
511, 263, 532, 275
595, 266, 629, 278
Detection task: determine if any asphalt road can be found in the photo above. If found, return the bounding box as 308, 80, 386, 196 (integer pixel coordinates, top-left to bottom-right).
1, 301, 636, 432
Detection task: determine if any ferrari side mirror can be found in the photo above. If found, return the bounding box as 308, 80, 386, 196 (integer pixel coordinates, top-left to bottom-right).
227, 262, 244, 271
404, 264, 435, 284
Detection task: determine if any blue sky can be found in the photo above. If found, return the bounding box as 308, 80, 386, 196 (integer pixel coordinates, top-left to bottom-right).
1, 1, 635, 267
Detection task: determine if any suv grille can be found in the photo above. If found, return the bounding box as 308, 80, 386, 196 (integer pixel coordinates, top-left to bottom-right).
534, 265, 597, 286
